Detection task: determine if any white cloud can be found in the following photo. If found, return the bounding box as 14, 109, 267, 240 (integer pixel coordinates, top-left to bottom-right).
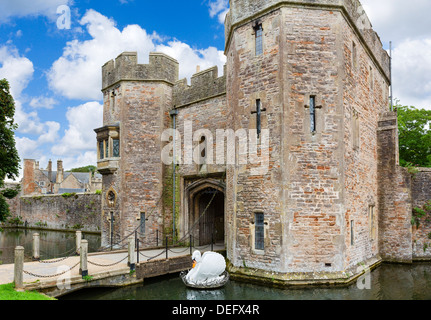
29, 96, 58, 109
391, 38, 431, 109
0, 0, 72, 23
155, 40, 226, 81
51, 101, 103, 156
360, 0, 431, 110
361, 0, 431, 44
48, 9, 227, 101
0, 45, 34, 98
48, 9, 157, 101
208, 0, 229, 24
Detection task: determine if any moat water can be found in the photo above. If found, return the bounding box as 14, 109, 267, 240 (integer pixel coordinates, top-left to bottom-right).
1, 228, 430, 300
0, 228, 101, 264
60, 262, 431, 300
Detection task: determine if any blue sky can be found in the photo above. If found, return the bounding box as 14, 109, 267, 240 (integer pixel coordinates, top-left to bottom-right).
0, 0, 430, 180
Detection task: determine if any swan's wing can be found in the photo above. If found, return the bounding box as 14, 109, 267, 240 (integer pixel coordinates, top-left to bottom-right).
196, 252, 226, 279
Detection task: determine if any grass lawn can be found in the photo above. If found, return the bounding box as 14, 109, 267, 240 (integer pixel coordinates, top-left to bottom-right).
0, 283, 56, 300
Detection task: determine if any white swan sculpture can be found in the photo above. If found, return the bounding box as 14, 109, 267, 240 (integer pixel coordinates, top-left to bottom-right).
181, 250, 229, 289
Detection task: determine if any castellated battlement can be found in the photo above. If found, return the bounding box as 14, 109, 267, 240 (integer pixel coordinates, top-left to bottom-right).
173, 65, 227, 107
102, 52, 179, 90
225, 0, 390, 80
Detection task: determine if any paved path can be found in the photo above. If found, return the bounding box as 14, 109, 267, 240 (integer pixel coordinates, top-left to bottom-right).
0, 244, 225, 286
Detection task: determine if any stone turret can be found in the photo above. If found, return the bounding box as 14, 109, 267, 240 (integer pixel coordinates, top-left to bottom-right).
97, 52, 179, 247
102, 52, 179, 91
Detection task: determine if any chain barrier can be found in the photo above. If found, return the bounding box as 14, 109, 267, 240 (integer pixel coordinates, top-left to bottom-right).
38, 246, 77, 264
146, 249, 168, 261
23, 261, 80, 279
168, 247, 190, 254
87, 255, 128, 267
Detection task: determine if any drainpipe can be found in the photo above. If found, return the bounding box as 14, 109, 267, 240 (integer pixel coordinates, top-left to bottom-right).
169, 109, 179, 244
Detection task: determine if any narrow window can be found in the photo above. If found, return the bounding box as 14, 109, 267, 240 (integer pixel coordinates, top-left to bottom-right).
105, 140, 109, 158
369, 206, 375, 240
113, 139, 120, 157
369, 66, 373, 90
351, 220, 355, 246
254, 23, 263, 56
310, 96, 316, 133
140, 212, 145, 234
352, 41, 357, 69
352, 110, 360, 150
99, 141, 104, 160
110, 90, 116, 114
255, 212, 264, 250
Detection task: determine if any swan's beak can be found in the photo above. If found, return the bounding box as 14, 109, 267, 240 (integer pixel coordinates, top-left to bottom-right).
192, 259, 196, 268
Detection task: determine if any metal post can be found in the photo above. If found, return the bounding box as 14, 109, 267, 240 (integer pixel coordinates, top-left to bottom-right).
14, 246, 24, 291
75, 230, 82, 255
211, 232, 214, 252
170, 109, 178, 244
110, 212, 114, 251
79, 240, 88, 277
128, 236, 136, 271
166, 236, 168, 260
32, 233, 40, 261
136, 230, 139, 265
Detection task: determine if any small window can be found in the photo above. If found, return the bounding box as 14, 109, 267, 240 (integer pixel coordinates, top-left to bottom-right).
99, 141, 104, 160
369, 206, 375, 240
113, 139, 120, 158
254, 23, 263, 56
105, 140, 109, 158
310, 96, 316, 133
352, 110, 360, 150
351, 220, 355, 246
140, 212, 145, 234
255, 212, 264, 250
352, 41, 357, 69
369, 66, 373, 90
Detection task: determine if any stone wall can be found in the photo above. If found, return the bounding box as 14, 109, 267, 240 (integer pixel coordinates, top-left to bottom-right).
2, 183, 21, 218
411, 168, 431, 259
377, 112, 412, 263
13, 193, 101, 233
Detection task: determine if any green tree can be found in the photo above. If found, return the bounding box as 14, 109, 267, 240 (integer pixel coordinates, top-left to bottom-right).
0, 79, 20, 222
397, 104, 431, 167
68, 165, 97, 174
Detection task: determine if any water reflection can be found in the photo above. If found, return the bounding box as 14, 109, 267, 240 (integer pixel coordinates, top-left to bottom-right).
60, 262, 431, 300
0, 228, 101, 264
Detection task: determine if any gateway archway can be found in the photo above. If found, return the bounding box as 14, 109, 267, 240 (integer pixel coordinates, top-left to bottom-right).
183, 179, 225, 247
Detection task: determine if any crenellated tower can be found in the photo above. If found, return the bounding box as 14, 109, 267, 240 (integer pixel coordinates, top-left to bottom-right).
96, 52, 179, 247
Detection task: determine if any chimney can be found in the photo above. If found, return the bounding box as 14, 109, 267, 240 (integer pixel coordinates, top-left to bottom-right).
22, 159, 36, 195
47, 160, 52, 182
196, 65, 201, 73
56, 160, 64, 184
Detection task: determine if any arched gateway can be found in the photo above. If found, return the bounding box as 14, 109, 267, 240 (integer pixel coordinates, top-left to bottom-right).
183, 179, 225, 246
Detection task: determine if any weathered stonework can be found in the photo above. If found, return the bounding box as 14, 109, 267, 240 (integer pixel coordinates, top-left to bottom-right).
5, 193, 101, 233
95, 0, 431, 286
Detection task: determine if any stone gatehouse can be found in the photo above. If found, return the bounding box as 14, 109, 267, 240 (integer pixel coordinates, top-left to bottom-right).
94, 0, 431, 285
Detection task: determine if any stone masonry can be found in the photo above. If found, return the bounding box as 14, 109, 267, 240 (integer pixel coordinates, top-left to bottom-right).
95, 0, 431, 286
